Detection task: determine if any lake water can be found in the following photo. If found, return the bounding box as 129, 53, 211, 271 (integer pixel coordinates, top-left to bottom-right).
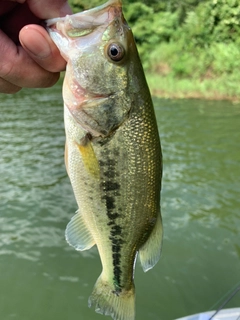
0, 84, 239, 320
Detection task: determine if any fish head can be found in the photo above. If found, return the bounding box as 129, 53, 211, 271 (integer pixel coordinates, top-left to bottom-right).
47, 0, 145, 137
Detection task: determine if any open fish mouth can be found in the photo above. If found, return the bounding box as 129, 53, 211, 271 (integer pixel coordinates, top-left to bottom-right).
45, 0, 123, 107
46, 0, 123, 39
45, 0, 124, 65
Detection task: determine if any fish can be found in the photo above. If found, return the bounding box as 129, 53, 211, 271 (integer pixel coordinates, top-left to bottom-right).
46, 0, 163, 319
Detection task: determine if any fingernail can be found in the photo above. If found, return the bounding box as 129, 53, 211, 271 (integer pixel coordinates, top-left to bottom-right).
21, 26, 51, 59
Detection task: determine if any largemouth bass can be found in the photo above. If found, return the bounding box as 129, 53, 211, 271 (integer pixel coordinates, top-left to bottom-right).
46, 0, 162, 319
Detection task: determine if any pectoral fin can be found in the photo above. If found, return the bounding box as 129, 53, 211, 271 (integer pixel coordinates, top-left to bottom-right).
65, 210, 95, 251
139, 213, 163, 272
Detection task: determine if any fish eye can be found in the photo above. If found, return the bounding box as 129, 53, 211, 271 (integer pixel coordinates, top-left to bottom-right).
107, 43, 125, 62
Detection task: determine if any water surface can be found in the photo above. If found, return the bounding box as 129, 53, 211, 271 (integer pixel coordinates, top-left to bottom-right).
0, 85, 239, 319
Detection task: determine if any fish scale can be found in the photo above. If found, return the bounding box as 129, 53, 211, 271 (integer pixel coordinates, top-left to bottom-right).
46, 0, 163, 319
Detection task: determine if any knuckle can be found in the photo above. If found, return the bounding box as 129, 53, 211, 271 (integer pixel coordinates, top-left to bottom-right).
0, 60, 15, 79
40, 72, 60, 88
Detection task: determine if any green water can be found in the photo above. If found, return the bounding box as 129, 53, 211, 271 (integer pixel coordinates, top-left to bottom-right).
0, 85, 239, 320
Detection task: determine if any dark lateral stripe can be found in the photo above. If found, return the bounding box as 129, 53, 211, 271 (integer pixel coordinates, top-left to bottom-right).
99, 152, 123, 293
107, 213, 120, 225
100, 181, 120, 192
112, 255, 122, 292
109, 226, 123, 292
101, 195, 116, 211
110, 225, 122, 236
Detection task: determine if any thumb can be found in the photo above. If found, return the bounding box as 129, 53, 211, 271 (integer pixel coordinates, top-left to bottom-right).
19, 25, 66, 72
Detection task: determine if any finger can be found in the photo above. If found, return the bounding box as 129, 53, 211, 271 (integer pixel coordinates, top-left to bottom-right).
19, 24, 66, 73
27, 0, 72, 19
0, 30, 60, 88
0, 2, 40, 44
0, 78, 21, 94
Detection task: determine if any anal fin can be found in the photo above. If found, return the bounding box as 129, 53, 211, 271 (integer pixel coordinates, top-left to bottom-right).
65, 210, 95, 251
139, 213, 163, 272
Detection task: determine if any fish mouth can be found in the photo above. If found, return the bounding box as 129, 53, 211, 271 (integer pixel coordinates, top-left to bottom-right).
46, 0, 123, 38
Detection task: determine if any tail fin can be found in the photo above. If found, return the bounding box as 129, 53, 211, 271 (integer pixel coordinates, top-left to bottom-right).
88, 275, 135, 320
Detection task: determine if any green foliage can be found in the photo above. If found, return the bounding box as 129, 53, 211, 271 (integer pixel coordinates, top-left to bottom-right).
210, 42, 240, 74
123, 3, 179, 63
70, 0, 100, 12
175, 0, 240, 47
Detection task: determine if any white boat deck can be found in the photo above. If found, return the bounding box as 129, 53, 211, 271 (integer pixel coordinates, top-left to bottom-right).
175, 308, 240, 320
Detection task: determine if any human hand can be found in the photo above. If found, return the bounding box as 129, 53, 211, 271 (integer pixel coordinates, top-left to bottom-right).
0, 0, 72, 94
